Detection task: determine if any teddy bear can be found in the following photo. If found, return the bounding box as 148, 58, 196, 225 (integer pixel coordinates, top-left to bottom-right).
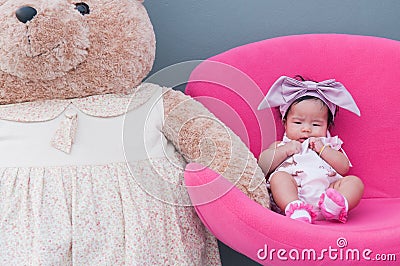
0, 0, 269, 265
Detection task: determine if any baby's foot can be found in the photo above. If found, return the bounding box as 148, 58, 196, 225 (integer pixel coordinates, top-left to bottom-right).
318, 188, 348, 223
285, 200, 316, 223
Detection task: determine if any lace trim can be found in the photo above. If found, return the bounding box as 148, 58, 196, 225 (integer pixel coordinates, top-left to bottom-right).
0, 83, 159, 122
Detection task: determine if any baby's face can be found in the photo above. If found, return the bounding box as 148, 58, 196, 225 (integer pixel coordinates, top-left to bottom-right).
284, 99, 329, 143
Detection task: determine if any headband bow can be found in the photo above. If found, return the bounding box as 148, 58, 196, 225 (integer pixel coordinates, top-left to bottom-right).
258, 76, 361, 119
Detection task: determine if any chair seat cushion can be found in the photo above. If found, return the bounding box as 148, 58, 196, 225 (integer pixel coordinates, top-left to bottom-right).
185, 163, 400, 265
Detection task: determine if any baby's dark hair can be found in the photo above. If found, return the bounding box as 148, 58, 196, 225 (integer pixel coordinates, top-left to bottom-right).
281, 75, 338, 127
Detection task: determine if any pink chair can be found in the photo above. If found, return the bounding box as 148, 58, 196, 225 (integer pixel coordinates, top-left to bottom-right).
184, 34, 400, 265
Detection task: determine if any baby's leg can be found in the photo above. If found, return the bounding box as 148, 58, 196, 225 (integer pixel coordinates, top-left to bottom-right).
269, 171, 299, 210
329, 175, 364, 210
270, 172, 316, 223
319, 175, 364, 223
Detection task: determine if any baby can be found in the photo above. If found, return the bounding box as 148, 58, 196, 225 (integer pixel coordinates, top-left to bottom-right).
258, 76, 364, 223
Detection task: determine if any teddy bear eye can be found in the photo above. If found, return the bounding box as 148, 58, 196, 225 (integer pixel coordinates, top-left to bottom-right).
74, 2, 90, 15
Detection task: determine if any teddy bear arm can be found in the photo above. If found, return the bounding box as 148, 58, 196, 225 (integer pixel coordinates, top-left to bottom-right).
161, 88, 270, 208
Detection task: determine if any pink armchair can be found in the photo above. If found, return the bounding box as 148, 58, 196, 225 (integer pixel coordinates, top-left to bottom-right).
184, 34, 400, 265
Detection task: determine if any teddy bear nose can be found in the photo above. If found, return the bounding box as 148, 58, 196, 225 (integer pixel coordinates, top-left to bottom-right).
16, 6, 37, 23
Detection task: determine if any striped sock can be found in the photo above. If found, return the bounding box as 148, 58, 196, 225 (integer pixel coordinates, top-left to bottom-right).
318, 188, 349, 223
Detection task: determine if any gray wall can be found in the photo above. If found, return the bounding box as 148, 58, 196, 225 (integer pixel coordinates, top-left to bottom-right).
145, 0, 400, 77
143, 1, 399, 265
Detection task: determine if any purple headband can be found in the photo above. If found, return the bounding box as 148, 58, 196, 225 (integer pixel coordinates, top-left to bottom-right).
258, 76, 361, 119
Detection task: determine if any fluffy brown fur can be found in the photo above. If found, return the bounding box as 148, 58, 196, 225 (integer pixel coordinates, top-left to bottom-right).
162, 88, 270, 207
0, 0, 155, 104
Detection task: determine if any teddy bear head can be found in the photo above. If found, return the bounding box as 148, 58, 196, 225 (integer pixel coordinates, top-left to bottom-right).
0, 0, 155, 104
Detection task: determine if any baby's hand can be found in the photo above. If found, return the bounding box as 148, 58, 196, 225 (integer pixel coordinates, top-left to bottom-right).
309, 137, 324, 153
284, 140, 302, 156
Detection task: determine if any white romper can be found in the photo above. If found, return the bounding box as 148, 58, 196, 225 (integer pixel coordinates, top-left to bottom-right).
270, 134, 347, 217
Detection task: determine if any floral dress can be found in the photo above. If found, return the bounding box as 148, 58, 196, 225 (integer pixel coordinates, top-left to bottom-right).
0, 83, 220, 265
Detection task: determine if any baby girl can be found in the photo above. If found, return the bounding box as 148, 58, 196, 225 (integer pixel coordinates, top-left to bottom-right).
258, 75, 364, 223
